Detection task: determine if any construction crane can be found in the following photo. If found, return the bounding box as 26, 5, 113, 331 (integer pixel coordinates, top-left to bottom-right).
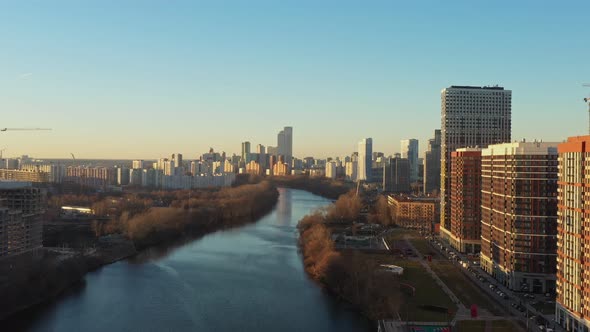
0, 148, 4, 159
1, 128, 52, 132
584, 84, 590, 134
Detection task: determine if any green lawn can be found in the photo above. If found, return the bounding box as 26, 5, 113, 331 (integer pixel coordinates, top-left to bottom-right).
532, 301, 556, 315
456, 320, 522, 332
389, 259, 457, 322
430, 260, 502, 316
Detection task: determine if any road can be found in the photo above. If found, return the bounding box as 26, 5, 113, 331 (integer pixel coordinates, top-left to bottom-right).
426, 236, 562, 332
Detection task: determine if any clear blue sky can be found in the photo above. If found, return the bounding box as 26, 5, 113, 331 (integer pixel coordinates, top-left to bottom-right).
1, 0, 589, 159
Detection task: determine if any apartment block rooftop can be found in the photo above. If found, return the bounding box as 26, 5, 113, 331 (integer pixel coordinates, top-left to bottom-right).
448, 85, 505, 90
0, 181, 33, 189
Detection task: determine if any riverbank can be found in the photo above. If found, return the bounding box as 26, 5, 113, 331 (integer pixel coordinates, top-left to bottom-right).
269, 175, 352, 200
0, 181, 279, 322
296, 192, 401, 322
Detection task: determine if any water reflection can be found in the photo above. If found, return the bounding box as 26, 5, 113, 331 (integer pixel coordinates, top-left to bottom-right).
275, 188, 292, 226
12, 188, 373, 332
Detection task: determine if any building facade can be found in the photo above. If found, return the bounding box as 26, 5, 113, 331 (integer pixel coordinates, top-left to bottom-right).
555, 136, 590, 332
440, 85, 512, 243
449, 148, 482, 253
0, 169, 49, 183
387, 195, 439, 233
480, 142, 558, 293
325, 161, 337, 179
0, 181, 44, 258
345, 161, 358, 182
383, 156, 411, 193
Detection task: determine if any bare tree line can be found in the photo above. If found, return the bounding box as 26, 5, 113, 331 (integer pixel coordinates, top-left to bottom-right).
297, 191, 400, 320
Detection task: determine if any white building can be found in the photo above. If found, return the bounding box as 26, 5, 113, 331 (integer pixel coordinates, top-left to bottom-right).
345, 161, 357, 182
132, 160, 144, 169
357, 138, 372, 182
325, 161, 337, 179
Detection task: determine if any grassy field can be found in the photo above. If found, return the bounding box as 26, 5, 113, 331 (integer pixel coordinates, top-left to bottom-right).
430, 258, 503, 316
384, 229, 439, 257
393, 231, 504, 316
456, 320, 523, 332
355, 251, 457, 322
388, 259, 457, 322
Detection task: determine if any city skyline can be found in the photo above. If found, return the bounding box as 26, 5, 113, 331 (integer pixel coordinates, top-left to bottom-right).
2, 1, 590, 159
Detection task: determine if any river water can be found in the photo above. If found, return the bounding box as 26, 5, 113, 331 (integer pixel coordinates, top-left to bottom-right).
16, 188, 373, 332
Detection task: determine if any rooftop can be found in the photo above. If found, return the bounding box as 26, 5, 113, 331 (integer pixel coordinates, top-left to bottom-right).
448, 85, 505, 90
388, 194, 439, 203
0, 181, 32, 189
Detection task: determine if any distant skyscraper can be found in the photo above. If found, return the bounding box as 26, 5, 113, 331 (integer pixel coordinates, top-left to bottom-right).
325, 161, 337, 179
345, 161, 357, 182
401, 139, 419, 182
423, 129, 441, 195
132, 160, 144, 169
277, 126, 293, 166
173, 153, 183, 168
357, 138, 372, 181
556, 136, 590, 331
383, 156, 410, 193
241, 141, 251, 162
256, 144, 265, 155
480, 142, 558, 293
440, 85, 511, 243
117, 167, 130, 185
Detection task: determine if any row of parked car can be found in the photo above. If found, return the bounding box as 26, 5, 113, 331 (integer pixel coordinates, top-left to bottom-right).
426, 235, 557, 332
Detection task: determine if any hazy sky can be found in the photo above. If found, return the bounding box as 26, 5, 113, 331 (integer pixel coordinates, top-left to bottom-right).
1, 1, 589, 159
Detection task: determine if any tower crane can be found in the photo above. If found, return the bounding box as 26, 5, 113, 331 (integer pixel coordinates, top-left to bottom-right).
584, 84, 590, 134
1, 128, 52, 132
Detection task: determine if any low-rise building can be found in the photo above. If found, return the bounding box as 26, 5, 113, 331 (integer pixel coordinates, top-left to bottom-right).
387, 195, 439, 233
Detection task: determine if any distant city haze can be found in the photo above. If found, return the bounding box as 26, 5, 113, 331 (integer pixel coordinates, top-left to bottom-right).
1, 1, 589, 159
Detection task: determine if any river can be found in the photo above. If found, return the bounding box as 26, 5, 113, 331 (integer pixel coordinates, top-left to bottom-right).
15, 188, 373, 332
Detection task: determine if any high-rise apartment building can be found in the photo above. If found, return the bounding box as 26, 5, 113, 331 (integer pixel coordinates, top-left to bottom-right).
555, 136, 590, 331
449, 148, 482, 253
357, 138, 373, 181
480, 142, 558, 293
401, 139, 419, 183
277, 127, 293, 166
0, 181, 44, 258
424, 129, 441, 195
440, 85, 512, 243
